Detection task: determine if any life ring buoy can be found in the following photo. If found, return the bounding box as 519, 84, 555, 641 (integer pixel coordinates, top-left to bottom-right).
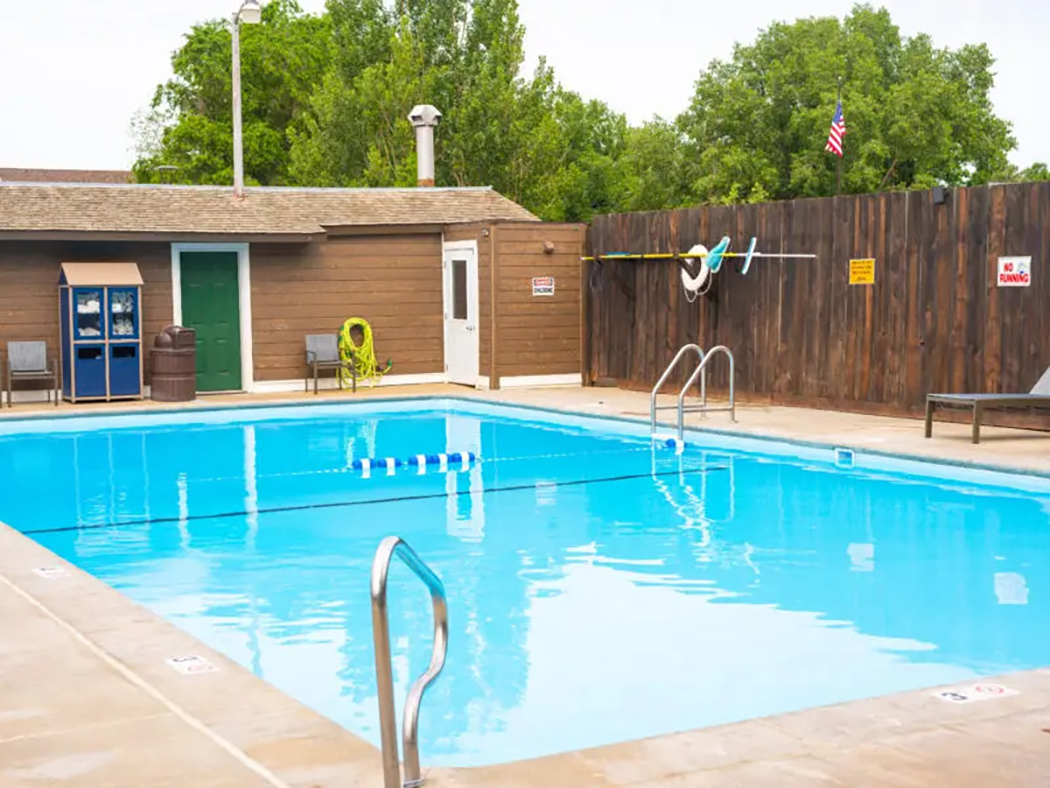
681, 244, 711, 300
680, 236, 727, 300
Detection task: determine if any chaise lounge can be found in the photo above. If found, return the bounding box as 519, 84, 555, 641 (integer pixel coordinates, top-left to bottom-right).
925, 367, 1050, 444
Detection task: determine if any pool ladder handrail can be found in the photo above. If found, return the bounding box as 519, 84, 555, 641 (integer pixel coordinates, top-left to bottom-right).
371, 536, 449, 788
677, 345, 736, 439
651, 344, 705, 435
651, 344, 737, 440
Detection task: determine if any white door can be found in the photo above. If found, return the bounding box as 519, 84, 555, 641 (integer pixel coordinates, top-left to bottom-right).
443, 244, 479, 384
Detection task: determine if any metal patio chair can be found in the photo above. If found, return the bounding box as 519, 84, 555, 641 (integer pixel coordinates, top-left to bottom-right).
5, 341, 59, 408
305, 334, 356, 394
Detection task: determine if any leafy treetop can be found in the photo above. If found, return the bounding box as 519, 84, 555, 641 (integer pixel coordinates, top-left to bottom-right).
133, 1, 1037, 219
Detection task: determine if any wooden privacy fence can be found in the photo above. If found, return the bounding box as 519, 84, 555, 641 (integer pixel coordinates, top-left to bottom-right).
584, 183, 1050, 418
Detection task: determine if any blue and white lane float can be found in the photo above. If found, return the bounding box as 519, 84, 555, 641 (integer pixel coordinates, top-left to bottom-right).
350, 452, 478, 477
346, 441, 687, 478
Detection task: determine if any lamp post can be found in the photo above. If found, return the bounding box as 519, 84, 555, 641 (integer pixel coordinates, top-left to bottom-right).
231, 0, 262, 198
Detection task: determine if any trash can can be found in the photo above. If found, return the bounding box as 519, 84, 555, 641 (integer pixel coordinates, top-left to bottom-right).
151, 326, 196, 402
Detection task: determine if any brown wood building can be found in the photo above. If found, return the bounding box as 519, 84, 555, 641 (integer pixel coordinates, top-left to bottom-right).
0, 183, 584, 402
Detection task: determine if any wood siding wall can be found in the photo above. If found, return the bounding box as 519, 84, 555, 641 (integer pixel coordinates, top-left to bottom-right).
1, 223, 582, 394
250, 234, 445, 381
586, 184, 1050, 417
494, 223, 585, 381
0, 241, 172, 388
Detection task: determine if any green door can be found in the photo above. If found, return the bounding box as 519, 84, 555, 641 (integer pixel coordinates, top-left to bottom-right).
180, 252, 242, 392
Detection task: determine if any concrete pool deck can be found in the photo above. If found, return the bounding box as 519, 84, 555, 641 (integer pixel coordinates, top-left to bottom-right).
1, 384, 1049, 786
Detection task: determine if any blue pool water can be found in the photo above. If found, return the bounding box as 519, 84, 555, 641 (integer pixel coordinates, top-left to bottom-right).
0, 399, 1048, 766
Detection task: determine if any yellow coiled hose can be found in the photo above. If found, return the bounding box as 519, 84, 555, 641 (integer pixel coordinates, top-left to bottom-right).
339, 318, 391, 387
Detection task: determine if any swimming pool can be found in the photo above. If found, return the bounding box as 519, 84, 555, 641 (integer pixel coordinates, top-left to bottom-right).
0, 398, 1047, 766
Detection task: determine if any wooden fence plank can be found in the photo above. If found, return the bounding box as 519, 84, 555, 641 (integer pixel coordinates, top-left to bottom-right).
984, 185, 1006, 394
886, 192, 907, 404
1002, 184, 1028, 393
966, 186, 989, 394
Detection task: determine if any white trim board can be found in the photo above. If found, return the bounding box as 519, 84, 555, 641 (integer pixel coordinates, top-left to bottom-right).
441, 240, 480, 253
498, 374, 582, 389
6, 373, 580, 403
5, 387, 153, 405
170, 243, 255, 393
251, 373, 446, 394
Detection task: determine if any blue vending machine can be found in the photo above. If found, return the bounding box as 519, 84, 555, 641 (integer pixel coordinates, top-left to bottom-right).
58, 263, 144, 403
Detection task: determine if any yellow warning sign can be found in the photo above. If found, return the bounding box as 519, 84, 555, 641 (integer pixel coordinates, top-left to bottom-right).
849, 258, 875, 285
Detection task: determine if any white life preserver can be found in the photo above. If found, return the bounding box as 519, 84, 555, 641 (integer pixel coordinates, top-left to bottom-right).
681, 244, 712, 302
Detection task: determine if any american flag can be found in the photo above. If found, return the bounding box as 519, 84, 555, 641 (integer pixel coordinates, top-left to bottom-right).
825, 100, 846, 157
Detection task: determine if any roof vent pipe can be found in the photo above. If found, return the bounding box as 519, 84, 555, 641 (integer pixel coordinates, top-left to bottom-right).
408, 105, 442, 187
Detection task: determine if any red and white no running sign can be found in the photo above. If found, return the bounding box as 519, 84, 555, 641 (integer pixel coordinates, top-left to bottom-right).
998, 257, 1031, 287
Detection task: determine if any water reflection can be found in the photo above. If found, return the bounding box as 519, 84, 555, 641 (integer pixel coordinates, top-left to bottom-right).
994, 572, 1029, 605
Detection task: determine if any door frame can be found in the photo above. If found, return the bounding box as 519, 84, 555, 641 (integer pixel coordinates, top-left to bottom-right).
441, 239, 481, 387
170, 242, 254, 393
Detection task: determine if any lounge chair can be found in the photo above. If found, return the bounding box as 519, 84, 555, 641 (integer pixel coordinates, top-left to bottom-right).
304, 334, 356, 394
4, 341, 60, 408
925, 368, 1050, 444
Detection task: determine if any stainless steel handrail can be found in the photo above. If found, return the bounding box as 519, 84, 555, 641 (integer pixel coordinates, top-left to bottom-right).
650, 344, 705, 434
677, 345, 736, 438
371, 536, 449, 788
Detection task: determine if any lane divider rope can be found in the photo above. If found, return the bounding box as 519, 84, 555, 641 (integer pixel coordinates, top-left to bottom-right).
23, 464, 728, 537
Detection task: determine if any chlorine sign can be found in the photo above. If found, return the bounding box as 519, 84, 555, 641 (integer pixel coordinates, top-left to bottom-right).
998, 257, 1031, 287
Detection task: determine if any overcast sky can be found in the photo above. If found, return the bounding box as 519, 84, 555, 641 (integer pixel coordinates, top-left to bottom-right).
0, 0, 1044, 171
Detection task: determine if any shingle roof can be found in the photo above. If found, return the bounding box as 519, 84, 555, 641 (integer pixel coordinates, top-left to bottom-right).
0, 183, 537, 235
0, 168, 132, 184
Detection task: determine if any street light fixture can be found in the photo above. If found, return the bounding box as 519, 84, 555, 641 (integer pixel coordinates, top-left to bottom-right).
231, 0, 262, 198
237, 0, 262, 24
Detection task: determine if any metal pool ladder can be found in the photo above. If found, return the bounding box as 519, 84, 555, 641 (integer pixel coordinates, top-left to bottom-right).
371, 536, 449, 788
651, 344, 737, 440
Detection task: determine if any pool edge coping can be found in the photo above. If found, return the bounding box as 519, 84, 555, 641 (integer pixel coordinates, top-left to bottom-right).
0, 520, 383, 786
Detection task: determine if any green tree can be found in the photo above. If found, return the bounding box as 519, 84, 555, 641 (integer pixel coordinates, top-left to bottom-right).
133, 0, 330, 186
133, 0, 1029, 217
997, 161, 1050, 183
676, 3, 1017, 202
1021, 163, 1050, 181
617, 119, 692, 211
287, 0, 627, 221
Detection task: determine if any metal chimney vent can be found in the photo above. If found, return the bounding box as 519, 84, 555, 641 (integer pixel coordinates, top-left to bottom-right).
408, 105, 442, 187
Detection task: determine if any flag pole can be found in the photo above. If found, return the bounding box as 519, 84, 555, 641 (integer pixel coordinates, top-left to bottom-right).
836, 78, 843, 196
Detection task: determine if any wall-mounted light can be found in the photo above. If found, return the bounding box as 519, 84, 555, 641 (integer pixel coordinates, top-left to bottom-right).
932, 186, 949, 205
